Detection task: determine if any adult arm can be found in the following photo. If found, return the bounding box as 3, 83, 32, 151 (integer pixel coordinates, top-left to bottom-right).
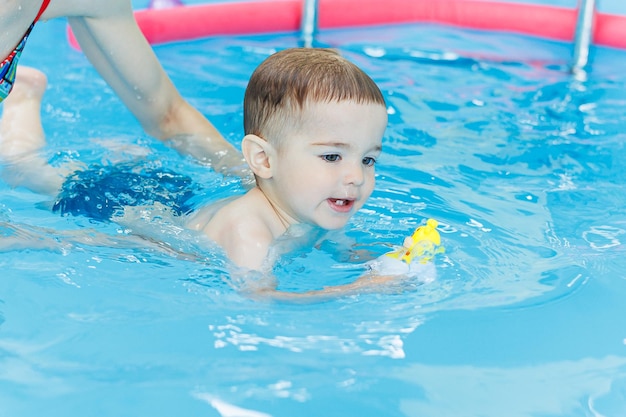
46, 0, 245, 172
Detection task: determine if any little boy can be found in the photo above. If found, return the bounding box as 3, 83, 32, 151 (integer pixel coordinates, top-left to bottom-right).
1, 49, 419, 299
186, 48, 388, 271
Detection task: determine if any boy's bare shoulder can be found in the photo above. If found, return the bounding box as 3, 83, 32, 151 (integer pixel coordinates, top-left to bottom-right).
209, 194, 259, 230
183, 195, 230, 231
203, 190, 275, 269
195, 190, 273, 242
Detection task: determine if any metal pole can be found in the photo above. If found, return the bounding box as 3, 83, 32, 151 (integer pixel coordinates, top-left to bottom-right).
301, 0, 319, 48
571, 0, 596, 73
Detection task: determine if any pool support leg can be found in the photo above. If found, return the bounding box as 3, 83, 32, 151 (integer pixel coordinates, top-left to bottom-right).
571, 0, 596, 75
300, 0, 319, 47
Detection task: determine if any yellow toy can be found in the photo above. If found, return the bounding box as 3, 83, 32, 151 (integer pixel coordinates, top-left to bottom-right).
386, 218, 443, 264
367, 218, 444, 280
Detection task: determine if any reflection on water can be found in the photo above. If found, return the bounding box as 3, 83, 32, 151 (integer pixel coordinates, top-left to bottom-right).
207, 306, 423, 359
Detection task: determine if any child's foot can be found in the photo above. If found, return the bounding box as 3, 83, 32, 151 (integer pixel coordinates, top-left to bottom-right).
0, 66, 48, 160
5, 66, 48, 103
0, 66, 65, 195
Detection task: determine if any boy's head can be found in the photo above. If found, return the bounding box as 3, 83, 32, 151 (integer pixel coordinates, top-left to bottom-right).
243, 48, 386, 144
241, 48, 388, 231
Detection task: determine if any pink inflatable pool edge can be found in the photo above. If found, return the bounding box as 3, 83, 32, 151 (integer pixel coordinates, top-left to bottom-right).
66, 0, 626, 50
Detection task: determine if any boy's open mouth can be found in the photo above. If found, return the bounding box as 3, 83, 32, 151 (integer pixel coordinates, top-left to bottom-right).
328, 198, 355, 213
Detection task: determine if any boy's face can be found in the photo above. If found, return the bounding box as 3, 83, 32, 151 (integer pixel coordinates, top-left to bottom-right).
265, 100, 387, 230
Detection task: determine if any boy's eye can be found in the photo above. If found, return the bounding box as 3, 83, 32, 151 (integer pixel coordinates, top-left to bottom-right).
322, 154, 341, 162
362, 157, 377, 167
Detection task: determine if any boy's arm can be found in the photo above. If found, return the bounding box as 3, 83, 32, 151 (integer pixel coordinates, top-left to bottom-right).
59, 1, 244, 172
248, 235, 440, 302
248, 273, 408, 303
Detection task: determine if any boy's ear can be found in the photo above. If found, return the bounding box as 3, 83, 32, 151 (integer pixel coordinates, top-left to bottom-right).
241, 134, 274, 179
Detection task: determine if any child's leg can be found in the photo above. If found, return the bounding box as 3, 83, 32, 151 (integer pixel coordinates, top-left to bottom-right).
0, 67, 65, 195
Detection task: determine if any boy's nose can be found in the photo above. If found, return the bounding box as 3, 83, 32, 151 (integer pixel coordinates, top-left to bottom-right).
344, 162, 365, 186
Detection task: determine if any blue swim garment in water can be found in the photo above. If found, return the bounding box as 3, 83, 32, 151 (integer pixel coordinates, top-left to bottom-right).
52, 162, 198, 222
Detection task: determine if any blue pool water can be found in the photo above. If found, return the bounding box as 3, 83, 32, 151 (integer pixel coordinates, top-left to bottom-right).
2, 2, 626, 416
